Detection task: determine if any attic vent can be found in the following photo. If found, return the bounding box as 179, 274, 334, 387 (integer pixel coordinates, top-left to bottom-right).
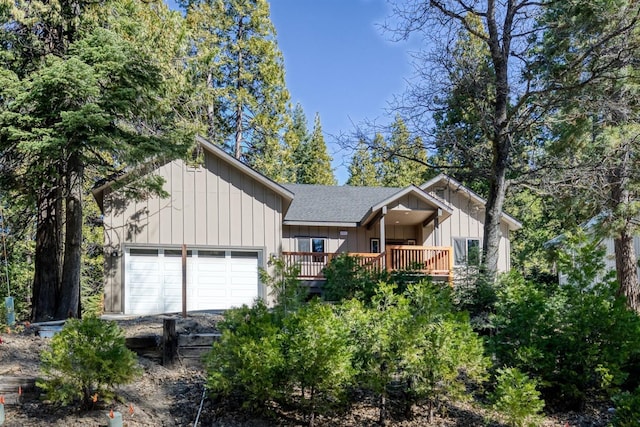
435, 188, 445, 199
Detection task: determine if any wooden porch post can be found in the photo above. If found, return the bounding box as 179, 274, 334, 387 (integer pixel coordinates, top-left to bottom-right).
381, 206, 391, 271
380, 206, 387, 254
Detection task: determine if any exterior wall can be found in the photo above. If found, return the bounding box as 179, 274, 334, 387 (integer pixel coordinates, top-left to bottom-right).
282, 224, 424, 254
102, 152, 284, 313
423, 185, 512, 272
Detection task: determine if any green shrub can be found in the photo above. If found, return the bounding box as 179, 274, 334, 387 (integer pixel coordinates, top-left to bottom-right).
340, 282, 413, 423
204, 301, 285, 412
37, 317, 140, 407
341, 281, 488, 423
611, 386, 640, 427
491, 367, 544, 427
491, 268, 640, 408
402, 281, 489, 422
260, 255, 307, 317
283, 301, 355, 423
322, 253, 383, 302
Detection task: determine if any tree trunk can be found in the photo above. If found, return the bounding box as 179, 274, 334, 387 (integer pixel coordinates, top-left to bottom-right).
57, 153, 84, 319
481, 0, 512, 280
614, 231, 640, 312
31, 182, 62, 322
609, 145, 640, 312
234, 19, 244, 159
482, 162, 508, 278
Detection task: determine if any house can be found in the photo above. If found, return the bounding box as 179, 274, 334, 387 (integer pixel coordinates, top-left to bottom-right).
92, 136, 522, 315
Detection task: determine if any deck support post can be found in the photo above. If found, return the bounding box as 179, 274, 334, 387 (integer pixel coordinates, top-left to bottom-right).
163, 317, 178, 367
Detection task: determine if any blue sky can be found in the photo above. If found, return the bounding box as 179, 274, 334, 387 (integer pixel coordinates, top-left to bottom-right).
165, 0, 415, 184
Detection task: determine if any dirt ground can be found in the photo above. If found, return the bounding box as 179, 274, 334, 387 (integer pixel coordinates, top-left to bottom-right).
0, 314, 613, 426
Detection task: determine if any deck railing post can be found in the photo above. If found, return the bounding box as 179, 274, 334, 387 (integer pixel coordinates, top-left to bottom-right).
447, 246, 454, 286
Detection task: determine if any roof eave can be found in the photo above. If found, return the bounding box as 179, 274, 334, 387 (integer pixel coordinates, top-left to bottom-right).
282, 221, 359, 228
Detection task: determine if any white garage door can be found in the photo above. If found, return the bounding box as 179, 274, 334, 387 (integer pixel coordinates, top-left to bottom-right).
125, 248, 259, 315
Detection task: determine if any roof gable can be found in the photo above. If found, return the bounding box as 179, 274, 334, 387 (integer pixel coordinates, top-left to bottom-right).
420, 174, 522, 231
281, 183, 452, 227
92, 135, 294, 212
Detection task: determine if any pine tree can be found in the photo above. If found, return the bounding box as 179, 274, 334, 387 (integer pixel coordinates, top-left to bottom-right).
283, 103, 310, 183
183, 0, 291, 179
380, 116, 429, 187
0, 0, 190, 321
347, 139, 380, 187
297, 114, 336, 185
534, 0, 640, 311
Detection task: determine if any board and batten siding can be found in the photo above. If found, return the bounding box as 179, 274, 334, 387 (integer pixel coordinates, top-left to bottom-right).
102, 153, 284, 313
423, 185, 512, 272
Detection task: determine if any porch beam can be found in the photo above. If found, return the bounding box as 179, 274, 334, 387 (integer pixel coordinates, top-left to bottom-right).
366, 210, 383, 230
422, 209, 441, 228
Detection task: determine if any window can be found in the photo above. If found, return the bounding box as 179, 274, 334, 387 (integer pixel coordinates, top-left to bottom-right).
453, 238, 481, 266
297, 237, 327, 262
370, 238, 380, 253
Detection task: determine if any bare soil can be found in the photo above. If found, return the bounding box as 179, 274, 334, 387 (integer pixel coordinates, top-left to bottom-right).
0, 314, 613, 426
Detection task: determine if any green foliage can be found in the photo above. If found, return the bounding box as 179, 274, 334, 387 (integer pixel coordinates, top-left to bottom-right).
341, 281, 488, 422
402, 282, 489, 420
491, 266, 640, 408
260, 255, 307, 317
321, 254, 383, 302
611, 386, 640, 427
346, 138, 380, 186
283, 301, 355, 419
37, 317, 140, 407
204, 301, 285, 411
0, 203, 34, 324
294, 113, 336, 185
81, 196, 104, 317
379, 116, 430, 187
553, 228, 611, 288
340, 283, 413, 422
491, 367, 544, 427
183, 0, 291, 179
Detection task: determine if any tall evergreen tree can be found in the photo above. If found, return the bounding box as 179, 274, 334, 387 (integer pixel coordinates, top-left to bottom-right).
0, 0, 190, 321
533, 0, 640, 311
297, 114, 336, 185
379, 116, 430, 187
347, 138, 380, 187
431, 13, 494, 194
283, 103, 310, 183
182, 0, 291, 179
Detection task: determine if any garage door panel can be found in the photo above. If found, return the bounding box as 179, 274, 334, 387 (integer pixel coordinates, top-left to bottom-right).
126, 248, 259, 314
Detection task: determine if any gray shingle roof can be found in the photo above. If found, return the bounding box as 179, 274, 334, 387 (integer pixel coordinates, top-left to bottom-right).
281, 184, 401, 224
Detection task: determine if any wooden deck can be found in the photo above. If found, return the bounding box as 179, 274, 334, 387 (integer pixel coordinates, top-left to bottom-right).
282, 245, 453, 283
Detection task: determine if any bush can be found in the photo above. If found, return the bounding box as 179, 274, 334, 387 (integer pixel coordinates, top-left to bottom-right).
490, 269, 640, 408
341, 281, 488, 423
491, 367, 544, 427
260, 255, 307, 317
322, 254, 382, 302
611, 386, 640, 427
340, 282, 414, 423
38, 317, 140, 407
284, 301, 355, 423
402, 281, 489, 422
204, 300, 285, 412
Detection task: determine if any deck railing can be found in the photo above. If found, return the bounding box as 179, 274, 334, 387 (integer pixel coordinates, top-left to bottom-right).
281, 245, 453, 281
